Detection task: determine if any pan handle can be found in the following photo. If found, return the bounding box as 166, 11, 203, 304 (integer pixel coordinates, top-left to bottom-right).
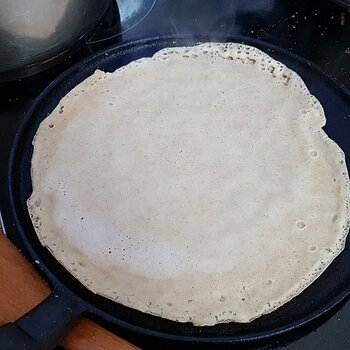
0, 289, 83, 350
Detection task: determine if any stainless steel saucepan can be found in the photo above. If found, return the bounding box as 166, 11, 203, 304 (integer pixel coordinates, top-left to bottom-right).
0, 0, 112, 81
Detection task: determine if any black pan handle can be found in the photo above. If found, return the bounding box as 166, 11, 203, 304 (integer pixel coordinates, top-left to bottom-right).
0, 289, 83, 350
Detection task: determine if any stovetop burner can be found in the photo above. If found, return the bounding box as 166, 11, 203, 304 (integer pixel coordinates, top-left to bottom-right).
1, 1, 350, 349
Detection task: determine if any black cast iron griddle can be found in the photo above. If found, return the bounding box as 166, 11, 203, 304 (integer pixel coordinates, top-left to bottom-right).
1, 34, 350, 349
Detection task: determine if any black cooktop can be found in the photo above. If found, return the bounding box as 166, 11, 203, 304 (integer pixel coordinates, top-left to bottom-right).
1, 0, 350, 349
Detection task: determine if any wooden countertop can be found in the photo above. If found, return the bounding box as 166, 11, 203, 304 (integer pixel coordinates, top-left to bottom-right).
0, 231, 139, 350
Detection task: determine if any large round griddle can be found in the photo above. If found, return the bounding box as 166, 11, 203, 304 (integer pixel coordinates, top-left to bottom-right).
4, 34, 350, 348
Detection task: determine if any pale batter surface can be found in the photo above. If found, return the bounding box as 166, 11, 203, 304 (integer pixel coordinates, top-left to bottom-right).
28, 43, 350, 325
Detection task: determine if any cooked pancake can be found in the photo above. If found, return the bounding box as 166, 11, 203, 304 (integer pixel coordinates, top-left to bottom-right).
28, 43, 350, 325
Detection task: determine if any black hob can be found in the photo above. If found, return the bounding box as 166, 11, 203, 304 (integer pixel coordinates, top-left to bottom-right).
1, 1, 350, 349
